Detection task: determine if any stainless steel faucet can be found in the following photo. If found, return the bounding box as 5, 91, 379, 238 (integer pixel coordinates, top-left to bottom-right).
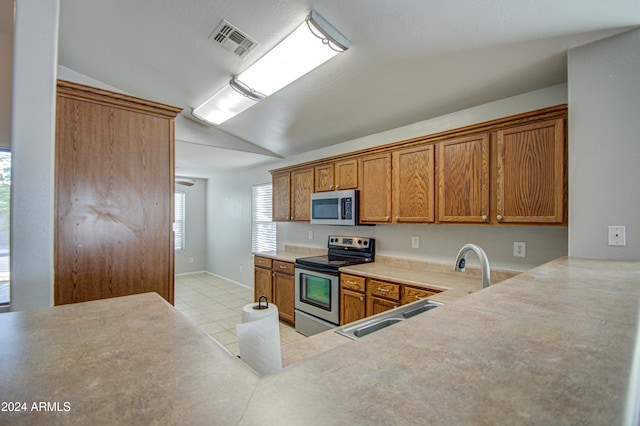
453, 244, 491, 288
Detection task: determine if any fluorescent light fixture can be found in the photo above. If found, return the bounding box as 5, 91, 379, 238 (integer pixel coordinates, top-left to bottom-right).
192, 10, 349, 125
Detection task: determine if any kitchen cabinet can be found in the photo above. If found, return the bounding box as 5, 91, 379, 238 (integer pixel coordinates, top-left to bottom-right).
55, 80, 181, 305
340, 274, 366, 325
359, 152, 392, 223
367, 279, 400, 316
392, 144, 435, 223
272, 172, 291, 221
254, 256, 273, 303
291, 168, 314, 221
340, 273, 443, 325
437, 133, 490, 223
253, 256, 295, 325
270, 105, 567, 227
401, 285, 438, 305
496, 119, 565, 224
315, 159, 358, 192
273, 261, 295, 325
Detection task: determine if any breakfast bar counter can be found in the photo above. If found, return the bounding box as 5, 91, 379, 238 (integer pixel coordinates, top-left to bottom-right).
2, 257, 639, 425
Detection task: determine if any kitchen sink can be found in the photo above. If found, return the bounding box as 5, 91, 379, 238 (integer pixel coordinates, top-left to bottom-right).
335, 299, 443, 340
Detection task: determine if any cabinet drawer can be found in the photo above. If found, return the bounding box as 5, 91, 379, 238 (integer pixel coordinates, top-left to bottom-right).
402, 286, 438, 304
368, 280, 400, 301
254, 256, 273, 269
341, 274, 366, 292
273, 260, 294, 275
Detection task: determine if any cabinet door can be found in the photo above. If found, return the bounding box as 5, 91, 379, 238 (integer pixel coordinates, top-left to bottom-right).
291, 168, 314, 221
401, 286, 437, 305
272, 172, 291, 221
341, 288, 366, 325
315, 163, 335, 192
359, 153, 392, 223
392, 145, 435, 223
254, 267, 273, 302
496, 119, 565, 224
335, 159, 358, 190
274, 272, 295, 325
437, 134, 489, 223
367, 296, 399, 317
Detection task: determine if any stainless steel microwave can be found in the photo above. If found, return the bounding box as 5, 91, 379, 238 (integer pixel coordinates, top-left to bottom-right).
310, 189, 359, 226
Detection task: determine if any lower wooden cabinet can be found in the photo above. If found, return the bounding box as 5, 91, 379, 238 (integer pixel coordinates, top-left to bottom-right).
341, 288, 366, 325
254, 256, 295, 325
340, 273, 442, 325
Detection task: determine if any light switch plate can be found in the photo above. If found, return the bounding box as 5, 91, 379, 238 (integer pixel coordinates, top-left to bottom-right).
308, 231, 314, 240
513, 241, 526, 257
608, 226, 626, 246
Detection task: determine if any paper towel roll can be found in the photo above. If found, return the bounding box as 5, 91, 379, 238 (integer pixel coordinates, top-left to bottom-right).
236, 302, 282, 375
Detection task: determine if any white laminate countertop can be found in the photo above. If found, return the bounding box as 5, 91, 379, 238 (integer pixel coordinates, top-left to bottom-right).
5, 257, 639, 425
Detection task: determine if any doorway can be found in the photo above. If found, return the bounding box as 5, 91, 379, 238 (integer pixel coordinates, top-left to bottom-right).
0, 150, 9, 305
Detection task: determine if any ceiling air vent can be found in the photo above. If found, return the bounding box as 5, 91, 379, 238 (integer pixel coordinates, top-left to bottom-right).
209, 20, 258, 59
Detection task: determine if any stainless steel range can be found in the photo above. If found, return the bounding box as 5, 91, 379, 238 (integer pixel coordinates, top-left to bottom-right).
294, 236, 375, 336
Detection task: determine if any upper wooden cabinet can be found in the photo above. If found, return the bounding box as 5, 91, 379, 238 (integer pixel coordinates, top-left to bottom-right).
392, 145, 435, 223
359, 153, 392, 223
55, 80, 181, 306
291, 168, 314, 221
496, 119, 565, 224
314, 159, 358, 192
270, 105, 568, 226
437, 134, 490, 223
272, 172, 291, 221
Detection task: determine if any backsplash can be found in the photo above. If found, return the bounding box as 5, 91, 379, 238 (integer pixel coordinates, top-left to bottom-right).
278, 222, 568, 272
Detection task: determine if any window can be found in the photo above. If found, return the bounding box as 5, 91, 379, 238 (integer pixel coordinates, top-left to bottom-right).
174, 191, 186, 251
252, 183, 276, 252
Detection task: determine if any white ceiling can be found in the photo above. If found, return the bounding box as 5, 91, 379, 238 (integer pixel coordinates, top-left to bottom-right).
51, 1, 640, 177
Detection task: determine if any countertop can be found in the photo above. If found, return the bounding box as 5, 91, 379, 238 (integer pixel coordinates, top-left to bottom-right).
2, 257, 639, 425
0, 293, 260, 425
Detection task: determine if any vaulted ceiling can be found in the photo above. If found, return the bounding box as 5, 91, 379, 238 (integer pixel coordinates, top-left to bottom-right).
52, 1, 640, 177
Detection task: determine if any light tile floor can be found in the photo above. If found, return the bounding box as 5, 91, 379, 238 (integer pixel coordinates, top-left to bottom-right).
174, 272, 305, 356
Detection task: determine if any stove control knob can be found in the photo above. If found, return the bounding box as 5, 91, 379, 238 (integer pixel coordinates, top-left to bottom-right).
363, 240, 368, 246
358, 240, 362, 245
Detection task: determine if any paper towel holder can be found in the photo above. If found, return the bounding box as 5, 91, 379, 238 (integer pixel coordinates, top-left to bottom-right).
255, 295, 269, 310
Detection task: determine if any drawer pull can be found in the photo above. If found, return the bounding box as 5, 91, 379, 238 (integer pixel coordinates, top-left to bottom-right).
347, 280, 358, 285
377, 287, 390, 292
359, 296, 364, 301
415, 295, 423, 300
279, 265, 287, 269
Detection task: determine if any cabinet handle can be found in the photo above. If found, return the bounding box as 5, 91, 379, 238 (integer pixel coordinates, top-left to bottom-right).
359, 296, 364, 301
347, 280, 357, 285
336, 185, 340, 189
497, 215, 503, 221
330, 185, 334, 190
377, 287, 390, 292
415, 295, 423, 300
385, 216, 390, 221
279, 265, 287, 269
482, 215, 488, 222
395, 216, 399, 221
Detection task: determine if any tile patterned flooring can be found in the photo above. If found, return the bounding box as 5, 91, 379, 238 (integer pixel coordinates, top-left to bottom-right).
174, 272, 305, 356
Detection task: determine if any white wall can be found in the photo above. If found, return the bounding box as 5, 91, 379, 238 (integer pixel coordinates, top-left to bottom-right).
10, 0, 59, 311
206, 84, 570, 285
568, 28, 640, 260
0, 31, 12, 148
175, 178, 207, 274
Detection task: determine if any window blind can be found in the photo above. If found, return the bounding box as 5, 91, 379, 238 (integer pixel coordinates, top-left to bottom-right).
252, 183, 276, 252
174, 191, 186, 251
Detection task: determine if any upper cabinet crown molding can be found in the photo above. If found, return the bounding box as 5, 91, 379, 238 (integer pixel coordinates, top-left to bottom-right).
57, 80, 182, 119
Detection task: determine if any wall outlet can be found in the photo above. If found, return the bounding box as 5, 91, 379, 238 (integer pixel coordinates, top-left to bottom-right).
411, 236, 419, 249
608, 225, 626, 246
513, 242, 526, 258
308, 230, 314, 240
189, 257, 194, 264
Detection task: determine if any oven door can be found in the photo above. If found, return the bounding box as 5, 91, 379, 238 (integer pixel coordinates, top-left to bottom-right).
294, 267, 340, 326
